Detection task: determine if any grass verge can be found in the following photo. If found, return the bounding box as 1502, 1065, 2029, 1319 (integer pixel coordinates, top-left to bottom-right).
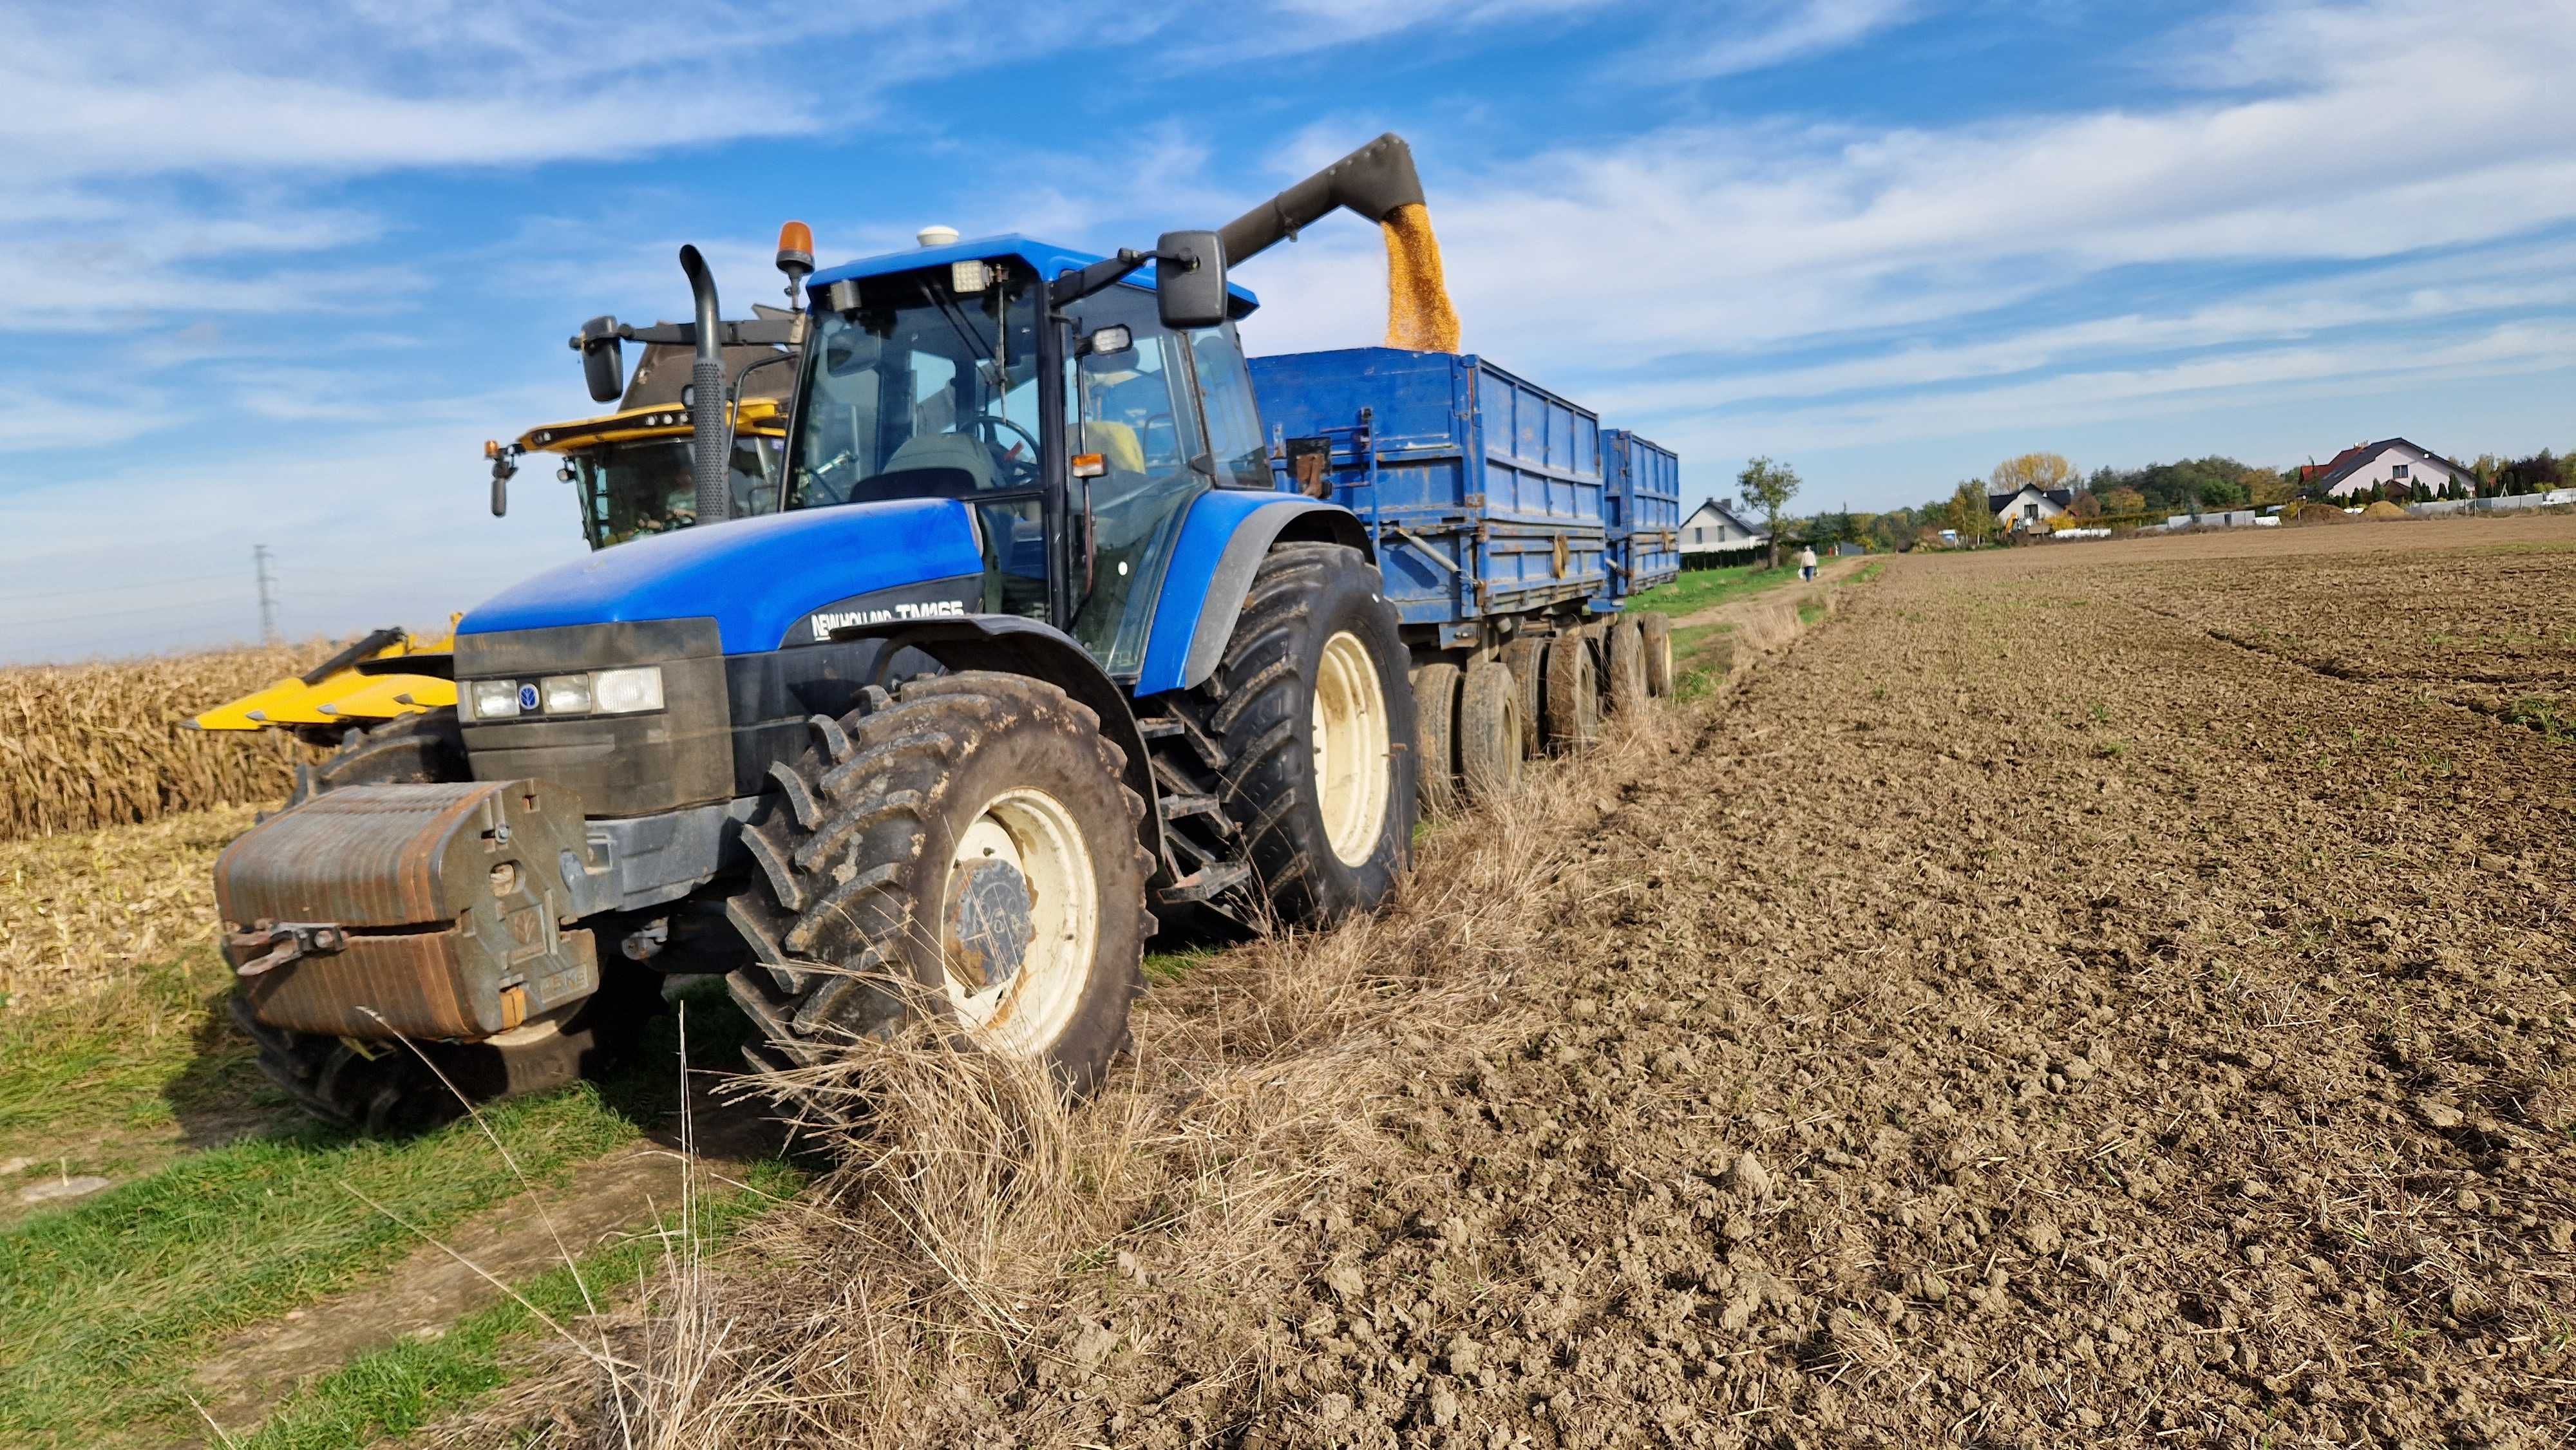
240, 1156, 804, 1450
1, 980, 773, 1448
1624, 563, 1800, 616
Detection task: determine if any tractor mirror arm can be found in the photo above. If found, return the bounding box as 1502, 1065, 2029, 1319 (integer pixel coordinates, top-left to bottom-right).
1047, 249, 1153, 309
564, 317, 799, 352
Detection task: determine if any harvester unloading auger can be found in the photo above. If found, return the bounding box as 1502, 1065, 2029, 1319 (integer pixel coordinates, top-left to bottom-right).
203, 133, 1672, 1135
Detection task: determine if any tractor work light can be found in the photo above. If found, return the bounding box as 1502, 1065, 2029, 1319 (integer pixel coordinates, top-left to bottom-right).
951, 259, 992, 294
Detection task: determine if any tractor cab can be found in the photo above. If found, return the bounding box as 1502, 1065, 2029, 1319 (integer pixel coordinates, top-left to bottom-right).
782, 236, 1266, 677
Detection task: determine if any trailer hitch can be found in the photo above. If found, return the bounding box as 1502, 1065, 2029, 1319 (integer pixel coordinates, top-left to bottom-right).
227, 921, 350, 979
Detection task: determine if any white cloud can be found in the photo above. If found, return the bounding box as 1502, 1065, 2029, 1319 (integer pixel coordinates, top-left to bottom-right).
1655, 0, 1919, 79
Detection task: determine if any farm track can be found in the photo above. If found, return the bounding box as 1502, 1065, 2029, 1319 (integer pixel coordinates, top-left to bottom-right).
496, 523, 2575, 1449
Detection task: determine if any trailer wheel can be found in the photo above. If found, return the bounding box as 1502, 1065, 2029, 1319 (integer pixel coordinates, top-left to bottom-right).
1637, 612, 1674, 696
1544, 633, 1599, 752
1455, 657, 1523, 800
1499, 637, 1546, 758
1605, 618, 1650, 715
1410, 662, 1462, 816
726, 672, 1152, 1099
1163, 543, 1414, 925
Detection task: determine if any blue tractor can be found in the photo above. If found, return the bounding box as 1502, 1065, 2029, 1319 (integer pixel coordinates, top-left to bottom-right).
213, 137, 1441, 1129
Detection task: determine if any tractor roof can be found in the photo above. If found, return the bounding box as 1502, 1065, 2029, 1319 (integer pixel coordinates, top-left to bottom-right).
804, 233, 1260, 312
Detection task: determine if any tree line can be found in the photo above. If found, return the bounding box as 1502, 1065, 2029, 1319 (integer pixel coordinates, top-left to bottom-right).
1776, 446, 2572, 553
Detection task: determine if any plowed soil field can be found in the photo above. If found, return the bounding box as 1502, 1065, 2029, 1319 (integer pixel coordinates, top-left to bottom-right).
529, 522, 2576, 1449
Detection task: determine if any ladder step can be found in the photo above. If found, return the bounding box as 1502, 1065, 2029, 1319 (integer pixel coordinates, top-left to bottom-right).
1135, 716, 1186, 739
1156, 862, 1251, 906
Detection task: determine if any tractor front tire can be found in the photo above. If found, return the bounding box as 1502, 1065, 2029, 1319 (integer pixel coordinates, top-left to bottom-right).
726, 673, 1153, 1100
282, 710, 466, 811
1165, 543, 1415, 925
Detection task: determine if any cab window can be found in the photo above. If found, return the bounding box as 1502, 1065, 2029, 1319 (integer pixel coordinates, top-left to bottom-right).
1065, 285, 1209, 673
1190, 323, 1271, 490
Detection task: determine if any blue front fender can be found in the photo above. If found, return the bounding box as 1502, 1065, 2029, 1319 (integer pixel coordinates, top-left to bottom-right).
1133, 493, 1370, 696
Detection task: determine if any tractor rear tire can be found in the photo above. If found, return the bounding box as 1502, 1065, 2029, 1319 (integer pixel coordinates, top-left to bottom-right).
1637, 612, 1674, 696
725, 672, 1153, 1101
1544, 633, 1599, 752
281, 710, 466, 811
1605, 618, 1649, 715
1410, 662, 1461, 817
1161, 543, 1414, 926
1455, 658, 1523, 801
1499, 636, 1545, 759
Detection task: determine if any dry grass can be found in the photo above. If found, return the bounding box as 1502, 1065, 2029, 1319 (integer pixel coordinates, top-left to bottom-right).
0, 803, 258, 1010
539, 702, 1704, 1446
0, 643, 329, 842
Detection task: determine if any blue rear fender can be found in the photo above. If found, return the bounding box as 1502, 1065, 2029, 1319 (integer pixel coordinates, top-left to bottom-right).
1132, 493, 1373, 697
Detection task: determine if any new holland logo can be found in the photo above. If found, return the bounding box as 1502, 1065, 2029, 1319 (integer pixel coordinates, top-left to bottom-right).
809, 598, 967, 641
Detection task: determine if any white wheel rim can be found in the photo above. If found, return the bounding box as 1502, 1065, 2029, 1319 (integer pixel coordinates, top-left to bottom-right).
1311, 630, 1393, 867
940, 787, 1097, 1059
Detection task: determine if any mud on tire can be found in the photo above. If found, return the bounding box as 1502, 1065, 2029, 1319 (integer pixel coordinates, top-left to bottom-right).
725, 672, 1154, 1100
1151, 543, 1416, 926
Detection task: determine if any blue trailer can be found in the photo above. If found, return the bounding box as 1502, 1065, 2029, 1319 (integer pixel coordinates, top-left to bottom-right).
1248, 348, 1609, 652
208, 133, 1680, 1133
1604, 429, 1681, 601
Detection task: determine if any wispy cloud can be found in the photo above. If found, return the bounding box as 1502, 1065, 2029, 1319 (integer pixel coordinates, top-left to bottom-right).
1654, 0, 1920, 79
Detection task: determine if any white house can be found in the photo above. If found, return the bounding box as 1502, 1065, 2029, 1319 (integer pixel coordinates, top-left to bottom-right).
1988, 485, 2074, 531
1681, 497, 1767, 556
2302, 438, 2474, 498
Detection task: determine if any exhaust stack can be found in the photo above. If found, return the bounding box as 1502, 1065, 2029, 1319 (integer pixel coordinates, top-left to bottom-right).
677, 245, 730, 524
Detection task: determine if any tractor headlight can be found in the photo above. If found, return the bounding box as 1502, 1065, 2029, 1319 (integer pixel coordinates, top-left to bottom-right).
467, 678, 524, 720
590, 666, 665, 715
540, 674, 592, 714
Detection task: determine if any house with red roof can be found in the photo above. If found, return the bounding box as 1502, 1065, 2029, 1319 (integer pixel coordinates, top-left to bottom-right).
2298, 438, 2474, 498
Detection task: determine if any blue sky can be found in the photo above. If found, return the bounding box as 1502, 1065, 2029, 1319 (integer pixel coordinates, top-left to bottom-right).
3, 0, 2572, 661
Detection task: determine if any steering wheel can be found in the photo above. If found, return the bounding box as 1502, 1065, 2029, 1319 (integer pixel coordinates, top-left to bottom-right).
960, 413, 1043, 487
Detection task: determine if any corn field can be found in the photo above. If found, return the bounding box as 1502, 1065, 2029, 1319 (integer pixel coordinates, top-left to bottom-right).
0, 643, 330, 842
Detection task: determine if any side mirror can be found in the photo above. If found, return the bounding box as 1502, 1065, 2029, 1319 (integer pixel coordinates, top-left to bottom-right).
1154, 230, 1228, 332
484, 440, 515, 517
578, 315, 625, 403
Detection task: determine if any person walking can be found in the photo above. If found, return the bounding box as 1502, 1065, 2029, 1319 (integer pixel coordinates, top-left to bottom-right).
1797, 543, 1818, 583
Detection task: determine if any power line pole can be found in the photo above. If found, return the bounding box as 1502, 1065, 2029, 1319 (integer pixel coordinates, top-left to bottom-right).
253, 545, 279, 646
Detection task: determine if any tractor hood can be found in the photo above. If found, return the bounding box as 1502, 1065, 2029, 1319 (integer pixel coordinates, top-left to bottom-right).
459, 498, 985, 655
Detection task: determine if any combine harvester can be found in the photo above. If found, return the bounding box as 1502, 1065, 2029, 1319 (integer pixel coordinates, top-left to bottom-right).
205, 136, 1682, 1131
190, 319, 799, 795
